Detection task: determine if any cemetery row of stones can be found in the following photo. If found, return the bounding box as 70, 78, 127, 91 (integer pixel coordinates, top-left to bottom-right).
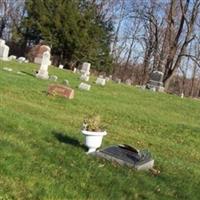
0, 39, 165, 93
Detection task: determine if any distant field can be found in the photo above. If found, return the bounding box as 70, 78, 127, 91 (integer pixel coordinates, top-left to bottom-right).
0, 60, 200, 200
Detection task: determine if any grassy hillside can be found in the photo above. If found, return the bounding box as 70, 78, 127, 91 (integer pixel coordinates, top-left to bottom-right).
0, 60, 200, 200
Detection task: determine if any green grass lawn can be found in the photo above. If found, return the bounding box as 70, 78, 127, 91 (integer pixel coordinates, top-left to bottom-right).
0, 60, 200, 200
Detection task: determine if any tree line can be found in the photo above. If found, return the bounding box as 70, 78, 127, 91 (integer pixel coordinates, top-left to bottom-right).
1, 0, 200, 97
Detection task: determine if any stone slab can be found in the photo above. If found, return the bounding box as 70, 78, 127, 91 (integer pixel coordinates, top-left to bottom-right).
92, 144, 154, 170
48, 84, 74, 99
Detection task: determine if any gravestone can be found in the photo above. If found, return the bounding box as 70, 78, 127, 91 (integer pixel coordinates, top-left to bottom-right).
8, 55, 16, 60
93, 144, 154, 170
63, 79, 69, 85
48, 84, 74, 99
0, 39, 9, 61
125, 79, 132, 86
59, 64, 64, 69
79, 82, 91, 91
80, 74, 90, 82
116, 78, 121, 84
96, 77, 106, 86
17, 57, 26, 63
81, 62, 90, 75
31, 44, 51, 64
49, 75, 58, 81
73, 68, 77, 73
36, 51, 51, 79
147, 71, 164, 91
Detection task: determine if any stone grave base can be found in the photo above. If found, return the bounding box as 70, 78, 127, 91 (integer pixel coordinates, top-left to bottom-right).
91, 144, 154, 170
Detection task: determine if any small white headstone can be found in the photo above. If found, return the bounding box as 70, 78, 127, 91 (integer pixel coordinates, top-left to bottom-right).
125, 79, 132, 86
80, 74, 90, 82
81, 62, 90, 75
79, 82, 91, 91
8, 55, 17, 60
96, 77, 106, 86
36, 51, 51, 79
17, 57, 26, 63
59, 64, 64, 69
0, 39, 9, 61
73, 68, 77, 73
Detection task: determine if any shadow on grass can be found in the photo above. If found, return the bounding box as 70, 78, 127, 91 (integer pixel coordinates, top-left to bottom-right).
20, 71, 35, 77
53, 131, 87, 151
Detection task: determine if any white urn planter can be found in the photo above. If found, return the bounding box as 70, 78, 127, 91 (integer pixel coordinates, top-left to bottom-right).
82, 130, 107, 153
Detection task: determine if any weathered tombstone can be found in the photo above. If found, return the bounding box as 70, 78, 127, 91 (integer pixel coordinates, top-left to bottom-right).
81, 62, 91, 75
147, 71, 164, 91
36, 51, 50, 79
0, 39, 9, 61
48, 84, 74, 99
63, 79, 69, 85
125, 79, 132, 86
17, 57, 26, 63
59, 64, 64, 69
80, 74, 90, 82
116, 78, 121, 84
8, 55, 16, 60
49, 75, 58, 81
96, 77, 106, 86
79, 82, 91, 91
73, 68, 77, 73
93, 144, 154, 171
31, 44, 51, 64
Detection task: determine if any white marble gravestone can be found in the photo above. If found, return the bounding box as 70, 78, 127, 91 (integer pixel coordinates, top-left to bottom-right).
80, 74, 90, 82
81, 62, 91, 75
0, 39, 9, 61
36, 51, 51, 79
96, 77, 106, 86
59, 64, 64, 69
79, 82, 91, 91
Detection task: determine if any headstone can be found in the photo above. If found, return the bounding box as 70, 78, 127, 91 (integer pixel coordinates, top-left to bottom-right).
93, 144, 154, 171
0, 39, 9, 61
96, 77, 106, 86
59, 64, 64, 69
79, 82, 91, 91
17, 57, 26, 63
147, 71, 164, 91
116, 78, 121, 84
105, 77, 110, 82
125, 79, 132, 86
8, 55, 16, 60
48, 84, 74, 99
31, 44, 51, 64
36, 51, 50, 79
73, 68, 77, 73
181, 92, 184, 98
81, 62, 91, 75
49, 75, 58, 81
63, 79, 69, 85
80, 74, 90, 82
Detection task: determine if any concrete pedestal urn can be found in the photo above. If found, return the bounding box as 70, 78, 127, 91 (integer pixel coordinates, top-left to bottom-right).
82, 130, 107, 153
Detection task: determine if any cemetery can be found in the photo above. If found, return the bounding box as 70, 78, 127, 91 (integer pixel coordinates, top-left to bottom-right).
1, 0, 200, 199
0, 59, 200, 199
